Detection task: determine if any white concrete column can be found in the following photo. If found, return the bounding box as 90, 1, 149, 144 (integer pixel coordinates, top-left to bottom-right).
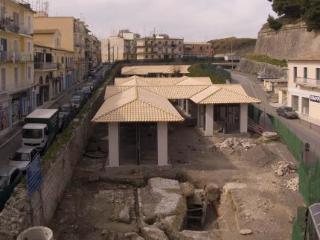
197, 105, 201, 128
157, 122, 168, 166
185, 100, 189, 115
205, 104, 214, 137
108, 123, 119, 167
298, 96, 303, 114
240, 104, 248, 133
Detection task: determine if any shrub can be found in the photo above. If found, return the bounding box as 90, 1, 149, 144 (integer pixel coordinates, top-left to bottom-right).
187, 63, 230, 84
268, 15, 283, 31
247, 54, 288, 67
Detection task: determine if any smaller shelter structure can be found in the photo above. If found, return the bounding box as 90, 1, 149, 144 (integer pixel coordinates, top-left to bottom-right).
92, 87, 183, 167
121, 65, 190, 77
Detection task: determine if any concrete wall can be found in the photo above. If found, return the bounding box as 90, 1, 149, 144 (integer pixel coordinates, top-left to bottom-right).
237, 58, 287, 78
255, 22, 320, 60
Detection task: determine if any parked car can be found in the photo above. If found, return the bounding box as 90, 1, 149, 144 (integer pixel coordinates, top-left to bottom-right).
276, 106, 299, 119
0, 167, 23, 210
71, 94, 84, 111
9, 146, 40, 172
81, 86, 92, 100
86, 82, 95, 91
58, 104, 75, 131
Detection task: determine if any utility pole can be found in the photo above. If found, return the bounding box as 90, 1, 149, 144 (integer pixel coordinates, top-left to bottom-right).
230, 38, 234, 70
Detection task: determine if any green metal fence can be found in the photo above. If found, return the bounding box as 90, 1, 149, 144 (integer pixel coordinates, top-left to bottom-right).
268, 114, 305, 163
248, 104, 263, 124
248, 105, 320, 239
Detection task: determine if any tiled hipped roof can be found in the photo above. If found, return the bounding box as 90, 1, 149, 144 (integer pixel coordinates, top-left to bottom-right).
93, 87, 183, 123
93, 75, 261, 123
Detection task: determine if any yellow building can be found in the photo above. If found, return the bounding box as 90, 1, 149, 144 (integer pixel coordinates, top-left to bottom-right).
0, 0, 34, 134
33, 28, 75, 107
33, 16, 89, 82
86, 34, 101, 70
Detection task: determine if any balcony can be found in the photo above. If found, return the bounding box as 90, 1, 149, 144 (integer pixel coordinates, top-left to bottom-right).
0, 17, 19, 34
34, 62, 58, 71
296, 77, 320, 89
0, 51, 20, 64
0, 17, 32, 36
1, 52, 33, 64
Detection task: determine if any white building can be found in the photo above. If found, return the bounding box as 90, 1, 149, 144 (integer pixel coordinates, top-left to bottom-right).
101, 30, 139, 63
287, 59, 320, 125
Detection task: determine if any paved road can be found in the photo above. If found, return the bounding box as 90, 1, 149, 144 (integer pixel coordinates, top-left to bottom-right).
0, 65, 110, 168
231, 71, 320, 158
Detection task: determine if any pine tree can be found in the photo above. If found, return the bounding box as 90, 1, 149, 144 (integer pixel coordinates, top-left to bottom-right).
304, 0, 320, 31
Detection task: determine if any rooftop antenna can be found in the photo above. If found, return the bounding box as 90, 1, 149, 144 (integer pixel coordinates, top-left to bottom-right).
32, 0, 49, 16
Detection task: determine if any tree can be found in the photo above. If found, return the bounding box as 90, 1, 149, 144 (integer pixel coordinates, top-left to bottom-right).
304, 0, 320, 31
268, 0, 304, 18
267, 15, 283, 30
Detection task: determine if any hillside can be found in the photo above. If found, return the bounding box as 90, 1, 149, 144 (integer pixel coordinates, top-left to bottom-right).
208, 37, 256, 56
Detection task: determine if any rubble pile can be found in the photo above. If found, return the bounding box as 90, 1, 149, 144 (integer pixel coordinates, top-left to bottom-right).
286, 177, 299, 192
0, 185, 29, 239
262, 132, 279, 142
216, 138, 256, 152
273, 161, 297, 177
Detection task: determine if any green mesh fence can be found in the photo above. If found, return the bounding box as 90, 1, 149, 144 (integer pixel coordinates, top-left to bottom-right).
248, 104, 262, 124
248, 105, 320, 238
292, 207, 307, 240
268, 114, 304, 162
300, 160, 320, 206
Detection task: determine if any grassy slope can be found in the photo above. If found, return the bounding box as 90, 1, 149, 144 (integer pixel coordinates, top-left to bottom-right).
208, 37, 256, 56
187, 63, 230, 84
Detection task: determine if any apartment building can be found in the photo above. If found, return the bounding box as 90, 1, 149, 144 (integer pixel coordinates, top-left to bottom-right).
101, 30, 139, 63
0, 0, 34, 134
136, 34, 184, 61
86, 34, 101, 70
34, 16, 89, 82
33, 29, 74, 107
183, 42, 214, 59
287, 59, 320, 125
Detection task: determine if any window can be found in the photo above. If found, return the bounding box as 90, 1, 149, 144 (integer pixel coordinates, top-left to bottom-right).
14, 67, 18, 87
293, 67, 297, 82
0, 68, 6, 91
27, 41, 32, 53
27, 16, 32, 33
304, 67, 308, 79
0, 5, 5, 20
13, 12, 19, 27
316, 68, 320, 80
13, 39, 19, 53
27, 67, 31, 82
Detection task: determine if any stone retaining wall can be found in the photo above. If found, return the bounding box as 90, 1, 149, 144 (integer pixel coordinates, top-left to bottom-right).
0, 87, 105, 240
237, 58, 287, 79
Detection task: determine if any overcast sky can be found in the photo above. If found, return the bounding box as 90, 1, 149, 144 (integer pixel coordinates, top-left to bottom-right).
45, 0, 275, 41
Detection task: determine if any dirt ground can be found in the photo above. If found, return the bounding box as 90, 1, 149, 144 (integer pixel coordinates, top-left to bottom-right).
50, 123, 304, 240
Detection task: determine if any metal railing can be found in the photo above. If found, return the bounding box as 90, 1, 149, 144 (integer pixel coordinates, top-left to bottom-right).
0, 51, 20, 63
34, 62, 58, 70
296, 77, 320, 88
0, 17, 32, 35
0, 52, 33, 64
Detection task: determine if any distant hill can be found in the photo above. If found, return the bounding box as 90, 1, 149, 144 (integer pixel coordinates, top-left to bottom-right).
208, 37, 256, 56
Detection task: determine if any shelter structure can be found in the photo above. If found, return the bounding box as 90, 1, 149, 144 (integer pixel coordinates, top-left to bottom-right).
92, 75, 260, 167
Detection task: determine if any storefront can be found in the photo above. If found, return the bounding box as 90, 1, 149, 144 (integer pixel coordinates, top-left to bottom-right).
0, 92, 11, 135
10, 89, 33, 124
